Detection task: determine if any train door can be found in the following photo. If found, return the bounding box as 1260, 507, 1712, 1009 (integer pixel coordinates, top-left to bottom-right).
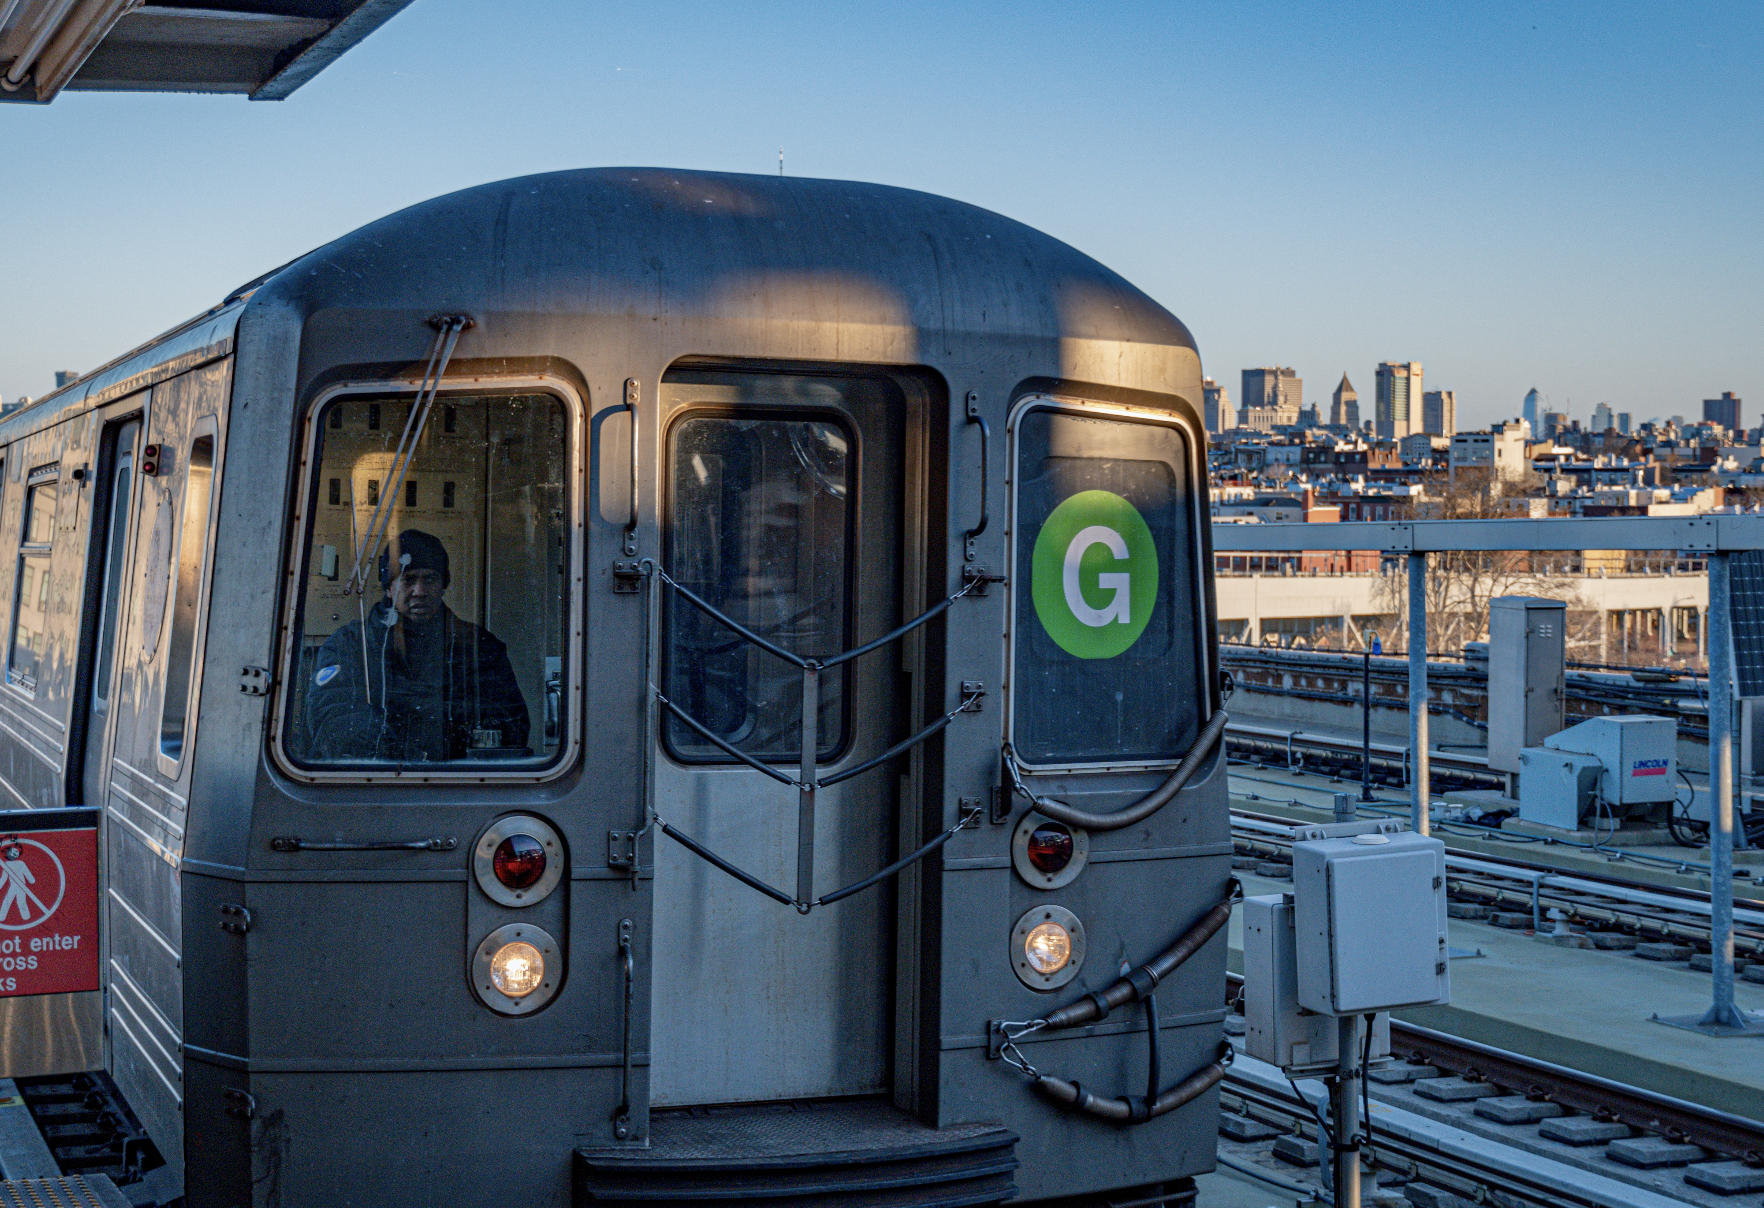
648, 369, 911, 1106
92, 361, 229, 1190
74, 414, 142, 806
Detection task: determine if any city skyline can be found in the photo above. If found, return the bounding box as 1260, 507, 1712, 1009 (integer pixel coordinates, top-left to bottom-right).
0, 1, 1758, 424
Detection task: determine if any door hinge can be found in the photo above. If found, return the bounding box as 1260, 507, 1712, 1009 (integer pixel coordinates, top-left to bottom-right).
607, 830, 638, 869
611, 561, 643, 594
239, 665, 272, 696
219, 903, 252, 934
962, 564, 1005, 595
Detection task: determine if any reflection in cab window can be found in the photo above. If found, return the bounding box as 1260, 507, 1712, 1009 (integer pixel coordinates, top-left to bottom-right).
665, 411, 853, 762
284, 393, 568, 771
9, 472, 60, 693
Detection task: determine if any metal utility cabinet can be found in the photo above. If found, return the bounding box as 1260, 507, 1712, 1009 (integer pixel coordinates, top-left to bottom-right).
1487, 597, 1567, 777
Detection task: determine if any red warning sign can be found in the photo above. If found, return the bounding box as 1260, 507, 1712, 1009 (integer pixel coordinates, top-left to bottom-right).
0, 826, 99, 997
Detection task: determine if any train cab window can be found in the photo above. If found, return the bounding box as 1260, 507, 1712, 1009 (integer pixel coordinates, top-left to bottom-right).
1009, 402, 1202, 767
281, 391, 570, 774
9, 468, 61, 694
664, 411, 854, 762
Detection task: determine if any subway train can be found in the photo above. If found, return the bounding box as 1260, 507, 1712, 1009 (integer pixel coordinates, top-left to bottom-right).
0, 168, 1232, 1206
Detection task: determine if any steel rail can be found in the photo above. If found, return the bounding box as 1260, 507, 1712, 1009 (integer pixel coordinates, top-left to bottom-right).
1221, 1072, 1599, 1208
1389, 1020, 1764, 1164
1231, 808, 1764, 921
1224, 971, 1764, 1169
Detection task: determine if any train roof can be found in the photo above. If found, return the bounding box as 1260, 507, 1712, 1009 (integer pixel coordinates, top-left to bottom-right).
9, 169, 1198, 440
254, 168, 1197, 356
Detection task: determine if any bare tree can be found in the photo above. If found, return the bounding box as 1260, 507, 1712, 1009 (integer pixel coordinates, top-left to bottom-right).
1373, 468, 1598, 658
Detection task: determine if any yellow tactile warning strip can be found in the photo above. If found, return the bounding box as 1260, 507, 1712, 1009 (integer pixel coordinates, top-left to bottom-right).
0, 1175, 127, 1208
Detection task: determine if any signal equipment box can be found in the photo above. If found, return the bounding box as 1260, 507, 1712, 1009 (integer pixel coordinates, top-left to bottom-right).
1243, 893, 1391, 1071
1487, 597, 1567, 776
1544, 714, 1677, 808
1516, 747, 1604, 830
1292, 829, 1451, 1017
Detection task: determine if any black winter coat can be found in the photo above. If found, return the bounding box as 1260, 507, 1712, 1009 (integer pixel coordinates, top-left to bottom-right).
306, 601, 531, 763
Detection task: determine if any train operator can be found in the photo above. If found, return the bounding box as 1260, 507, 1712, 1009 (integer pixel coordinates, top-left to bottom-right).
307, 529, 531, 762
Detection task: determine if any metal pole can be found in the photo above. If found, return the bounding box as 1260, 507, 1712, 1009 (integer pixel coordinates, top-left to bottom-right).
1334, 791, 1354, 823
1409, 553, 1430, 836
1361, 633, 1375, 802
797, 662, 820, 909
1703, 554, 1742, 1028
1331, 1014, 1363, 1208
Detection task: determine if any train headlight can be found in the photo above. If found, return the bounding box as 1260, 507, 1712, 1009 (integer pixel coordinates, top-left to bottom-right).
490, 941, 545, 997
1011, 905, 1086, 990
472, 923, 563, 1015
1011, 811, 1089, 889
473, 815, 564, 906
493, 834, 547, 890
1024, 922, 1071, 974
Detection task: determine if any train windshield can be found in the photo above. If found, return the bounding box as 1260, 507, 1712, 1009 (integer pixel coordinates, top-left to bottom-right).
281, 391, 569, 773
1010, 404, 1201, 766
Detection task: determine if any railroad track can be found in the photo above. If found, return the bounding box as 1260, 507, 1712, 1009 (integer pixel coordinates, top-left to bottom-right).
1230, 807, 1764, 957
1220, 975, 1764, 1208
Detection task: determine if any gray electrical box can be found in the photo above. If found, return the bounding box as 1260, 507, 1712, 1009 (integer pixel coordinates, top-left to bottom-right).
1544, 714, 1676, 809
1293, 830, 1451, 1016
1244, 894, 1391, 1071
1517, 747, 1603, 830
1487, 597, 1567, 776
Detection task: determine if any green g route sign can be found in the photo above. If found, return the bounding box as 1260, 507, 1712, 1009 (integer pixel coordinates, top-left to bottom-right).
1030, 490, 1158, 659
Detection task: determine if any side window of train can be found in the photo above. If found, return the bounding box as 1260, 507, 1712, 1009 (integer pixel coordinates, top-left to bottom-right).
280, 389, 572, 776
158, 425, 217, 761
663, 403, 856, 763
1007, 398, 1204, 768
8, 464, 62, 695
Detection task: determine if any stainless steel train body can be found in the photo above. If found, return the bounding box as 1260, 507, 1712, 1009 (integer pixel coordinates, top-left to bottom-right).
0, 168, 1229, 1206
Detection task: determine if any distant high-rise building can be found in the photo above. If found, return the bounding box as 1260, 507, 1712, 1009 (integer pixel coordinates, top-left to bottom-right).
1591, 402, 1613, 432
1241, 367, 1302, 429
1421, 389, 1456, 436
1331, 373, 1358, 428
1522, 388, 1542, 433
53, 370, 78, 389
1705, 391, 1742, 433
1298, 404, 1320, 428
1541, 410, 1566, 440
1617, 412, 1631, 435
1202, 378, 1235, 433
1375, 362, 1422, 440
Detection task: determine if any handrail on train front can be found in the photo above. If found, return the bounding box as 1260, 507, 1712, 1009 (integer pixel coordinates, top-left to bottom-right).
641, 558, 986, 912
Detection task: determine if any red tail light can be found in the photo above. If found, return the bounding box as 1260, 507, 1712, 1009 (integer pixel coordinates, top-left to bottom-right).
492, 834, 546, 889
1026, 823, 1074, 874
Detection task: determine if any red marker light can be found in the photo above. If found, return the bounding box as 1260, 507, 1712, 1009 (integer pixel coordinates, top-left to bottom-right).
141, 444, 161, 476
1026, 822, 1074, 875
492, 834, 547, 890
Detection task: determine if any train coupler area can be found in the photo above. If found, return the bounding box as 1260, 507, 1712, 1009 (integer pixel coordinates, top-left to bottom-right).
574, 1097, 1018, 1207
2, 1073, 172, 1207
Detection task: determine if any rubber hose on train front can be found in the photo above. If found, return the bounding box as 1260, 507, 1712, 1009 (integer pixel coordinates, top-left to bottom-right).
1024, 711, 1227, 833
1033, 1044, 1233, 1122
1041, 884, 1239, 1032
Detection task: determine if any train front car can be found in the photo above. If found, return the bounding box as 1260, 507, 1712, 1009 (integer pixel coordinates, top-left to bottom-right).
166, 169, 1227, 1205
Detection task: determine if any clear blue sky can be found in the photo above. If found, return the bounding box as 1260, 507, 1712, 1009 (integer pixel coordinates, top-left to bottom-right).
2, 0, 1758, 431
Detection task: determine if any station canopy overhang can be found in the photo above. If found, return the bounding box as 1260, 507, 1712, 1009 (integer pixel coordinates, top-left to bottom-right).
0, 0, 414, 103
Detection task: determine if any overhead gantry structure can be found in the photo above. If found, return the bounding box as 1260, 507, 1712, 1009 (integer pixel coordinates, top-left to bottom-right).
0, 0, 414, 103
